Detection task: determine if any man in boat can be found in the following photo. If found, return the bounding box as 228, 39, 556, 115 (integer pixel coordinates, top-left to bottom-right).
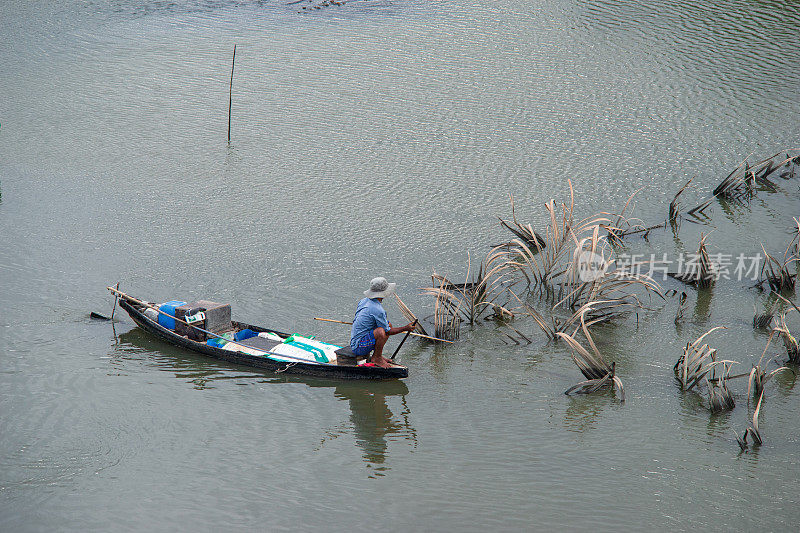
350, 277, 415, 368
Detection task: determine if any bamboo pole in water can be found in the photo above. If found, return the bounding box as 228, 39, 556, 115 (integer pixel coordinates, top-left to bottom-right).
228, 44, 236, 144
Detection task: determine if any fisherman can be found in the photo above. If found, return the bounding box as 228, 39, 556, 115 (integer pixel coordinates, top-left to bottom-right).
350, 277, 415, 368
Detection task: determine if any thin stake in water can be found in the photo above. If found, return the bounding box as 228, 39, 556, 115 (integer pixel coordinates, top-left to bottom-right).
228, 44, 236, 144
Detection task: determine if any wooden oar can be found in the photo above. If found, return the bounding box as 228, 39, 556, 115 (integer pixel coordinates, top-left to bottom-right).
313, 317, 454, 344
391, 319, 418, 360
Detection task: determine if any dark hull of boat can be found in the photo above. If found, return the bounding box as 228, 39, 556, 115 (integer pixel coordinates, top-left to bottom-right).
119, 299, 408, 380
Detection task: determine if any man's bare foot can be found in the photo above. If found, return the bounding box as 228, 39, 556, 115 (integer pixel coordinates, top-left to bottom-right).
371, 356, 395, 368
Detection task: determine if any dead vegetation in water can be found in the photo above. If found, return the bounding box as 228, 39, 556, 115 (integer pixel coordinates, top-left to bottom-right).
753, 302, 775, 330
409, 151, 800, 445
773, 313, 799, 364
665, 151, 800, 225
600, 187, 665, 243
669, 178, 694, 226
424, 182, 662, 344
673, 327, 743, 412
496, 183, 663, 326
422, 250, 515, 340
735, 391, 764, 450
498, 181, 613, 290
706, 360, 737, 412
674, 326, 733, 391
688, 152, 796, 217
669, 233, 716, 288
557, 312, 625, 402
758, 239, 798, 292
498, 194, 546, 251
426, 181, 663, 344
430, 277, 462, 342
747, 331, 793, 399
559, 227, 663, 311
712, 155, 778, 199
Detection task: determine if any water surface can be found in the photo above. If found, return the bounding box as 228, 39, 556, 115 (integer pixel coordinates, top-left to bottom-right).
1, 0, 800, 530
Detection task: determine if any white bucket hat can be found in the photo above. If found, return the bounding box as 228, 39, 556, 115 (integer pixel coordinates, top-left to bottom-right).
364, 277, 396, 299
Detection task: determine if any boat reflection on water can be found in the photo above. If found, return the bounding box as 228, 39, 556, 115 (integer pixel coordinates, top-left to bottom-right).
115, 326, 417, 474
114, 327, 260, 387
331, 381, 416, 476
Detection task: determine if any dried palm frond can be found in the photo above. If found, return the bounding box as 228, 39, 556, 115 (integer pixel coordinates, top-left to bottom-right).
509, 290, 624, 342
497, 324, 532, 346
773, 313, 799, 364
759, 243, 797, 292
711, 152, 786, 200
557, 312, 624, 402
423, 248, 514, 330
394, 293, 429, 336
712, 156, 756, 200
695, 234, 716, 289
747, 330, 793, 398
707, 378, 735, 412
498, 194, 546, 250
674, 326, 730, 390
735, 391, 764, 450
753, 303, 775, 329
556, 228, 663, 312
508, 289, 559, 340
600, 187, 659, 244
669, 178, 693, 223
431, 279, 461, 341
687, 152, 798, 220
564, 365, 619, 397
464, 249, 516, 323
670, 233, 715, 288
500, 181, 611, 289
675, 292, 688, 325
499, 190, 661, 338
560, 299, 639, 330
706, 358, 737, 412
504, 231, 662, 341
494, 183, 660, 336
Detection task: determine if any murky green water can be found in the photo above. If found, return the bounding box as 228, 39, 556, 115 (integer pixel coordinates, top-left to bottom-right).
2, 0, 800, 530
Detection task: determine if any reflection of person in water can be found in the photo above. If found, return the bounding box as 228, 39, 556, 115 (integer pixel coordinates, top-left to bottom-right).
334, 382, 416, 471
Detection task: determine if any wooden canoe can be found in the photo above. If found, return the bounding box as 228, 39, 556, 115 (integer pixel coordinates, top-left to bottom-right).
117, 298, 408, 380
